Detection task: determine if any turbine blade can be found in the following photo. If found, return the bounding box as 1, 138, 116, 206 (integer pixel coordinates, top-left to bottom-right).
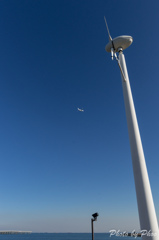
117, 59, 126, 82
104, 16, 112, 42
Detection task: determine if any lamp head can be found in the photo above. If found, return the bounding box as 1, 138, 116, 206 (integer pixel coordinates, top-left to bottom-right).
92, 212, 99, 219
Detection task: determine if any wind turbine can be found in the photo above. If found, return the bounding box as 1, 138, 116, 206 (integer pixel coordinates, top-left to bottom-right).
104, 17, 159, 240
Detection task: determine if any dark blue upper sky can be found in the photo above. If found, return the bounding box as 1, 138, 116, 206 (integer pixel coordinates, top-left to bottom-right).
0, 0, 159, 233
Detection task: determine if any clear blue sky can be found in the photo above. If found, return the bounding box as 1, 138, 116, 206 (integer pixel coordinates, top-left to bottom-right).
0, 0, 159, 233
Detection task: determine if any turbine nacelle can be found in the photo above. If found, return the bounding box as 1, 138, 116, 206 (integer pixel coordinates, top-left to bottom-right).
104, 17, 133, 81
105, 35, 133, 53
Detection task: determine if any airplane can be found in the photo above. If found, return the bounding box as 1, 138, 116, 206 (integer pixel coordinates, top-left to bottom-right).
77, 108, 84, 112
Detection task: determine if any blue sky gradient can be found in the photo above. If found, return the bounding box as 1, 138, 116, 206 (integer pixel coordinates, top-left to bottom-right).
0, 0, 159, 233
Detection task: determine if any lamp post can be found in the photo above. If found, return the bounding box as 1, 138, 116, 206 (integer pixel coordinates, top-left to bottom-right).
91, 213, 99, 240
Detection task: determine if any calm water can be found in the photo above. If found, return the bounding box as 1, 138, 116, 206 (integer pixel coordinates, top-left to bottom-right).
0, 233, 133, 240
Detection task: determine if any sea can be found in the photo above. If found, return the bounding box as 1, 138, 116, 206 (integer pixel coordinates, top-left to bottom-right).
0, 233, 134, 240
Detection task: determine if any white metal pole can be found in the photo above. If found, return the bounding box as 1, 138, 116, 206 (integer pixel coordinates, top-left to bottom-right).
118, 50, 159, 240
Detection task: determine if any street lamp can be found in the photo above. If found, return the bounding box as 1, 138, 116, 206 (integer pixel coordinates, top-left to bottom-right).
91, 212, 99, 240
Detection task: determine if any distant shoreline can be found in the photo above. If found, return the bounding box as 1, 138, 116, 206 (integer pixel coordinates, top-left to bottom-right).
0, 231, 32, 234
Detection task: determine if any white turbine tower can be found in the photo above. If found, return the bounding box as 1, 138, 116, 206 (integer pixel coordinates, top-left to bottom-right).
104, 17, 159, 240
